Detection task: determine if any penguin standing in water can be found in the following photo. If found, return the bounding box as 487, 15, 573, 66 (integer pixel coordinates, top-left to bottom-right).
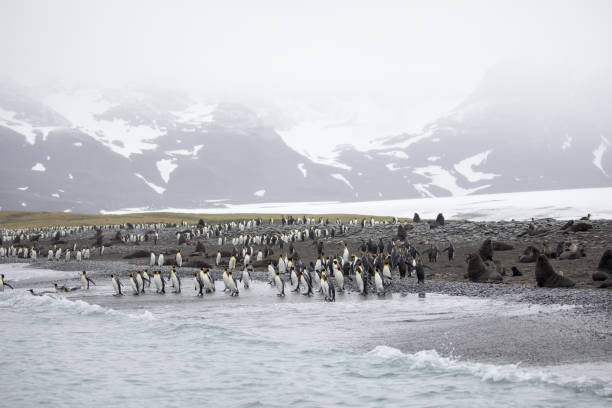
374, 268, 385, 296
193, 273, 203, 296
323, 275, 336, 302
199, 268, 211, 293
290, 267, 300, 292
274, 271, 285, 297
299, 270, 313, 296
267, 261, 276, 285
129, 273, 140, 295
170, 267, 181, 293
355, 267, 367, 295
111, 274, 123, 296
143, 269, 151, 287
135, 271, 145, 294
0, 274, 14, 291
241, 266, 251, 289
80, 271, 96, 290
153, 271, 165, 294
222, 268, 230, 292
227, 270, 239, 296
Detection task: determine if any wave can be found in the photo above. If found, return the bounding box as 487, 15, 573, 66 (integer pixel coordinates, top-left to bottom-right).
0, 291, 156, 321
366, 346, 611, 397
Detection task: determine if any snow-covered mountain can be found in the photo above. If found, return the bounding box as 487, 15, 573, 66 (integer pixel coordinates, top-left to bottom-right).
1, 63, 610, 213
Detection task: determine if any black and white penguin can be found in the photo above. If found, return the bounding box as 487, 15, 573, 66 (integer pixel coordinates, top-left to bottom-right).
193, 273, 203, 296
80, 271, 96, 290
0, 274, 14, 291
290, 267, 299, 292
299, 270, 313, 296
374, 268, 385, 296
170, 267, 181, 293
274, 271, 285, 297
111, 274, 123, 296
241, 266, 251, 289
136, 271, 145, 294
143, 269, 151, 287
176, 250, 183, 268
129, 273, 140, 295
323, 275, 335, 302
227, 271, 239, 296
355, 267, 367, 295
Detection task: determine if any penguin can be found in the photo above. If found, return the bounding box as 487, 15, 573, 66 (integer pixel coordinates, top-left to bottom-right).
0, 274, 14, 291
150, 252, 156, 267
374, 268, 385, 296
299, 270, 313, 296
47, 249, 53, 261
158, 253, 165, 267
274, 271, 285, 297
323, 276, 335, 302
415, 258, 430, 284
100, 245, 105, 256
216, 251, 222, 266
241, 266, 251, 289
193, 273, 203, 296
153, 271, 165, 294
227, 271, 239, 296
80, 271, 96, 290
290, 267, 300, 292
333, 264, 344, 292
267, 262, 276, 285
143, 269, 151, 287
129, 273, 140, 295
229, 255, 236, 270
136, 271, 145, 293
355, 267, 367, 295
54, 283, 78, 293
111, 274, 123, 296
222, 268, 230, 292
198, 268, 211, 293
206, 269, 216, 292
175, 250, 182, 268
170, 267, 181, 293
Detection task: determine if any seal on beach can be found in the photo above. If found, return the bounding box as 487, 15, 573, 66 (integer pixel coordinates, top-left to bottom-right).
535, 255, 575, 288
519, 246, 540, 263
478, 239, 494, 261
466, 253, 502, 282
593, 249, 612, 287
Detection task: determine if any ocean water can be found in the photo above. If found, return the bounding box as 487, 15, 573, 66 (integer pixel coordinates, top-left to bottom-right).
0, 264, 610, 407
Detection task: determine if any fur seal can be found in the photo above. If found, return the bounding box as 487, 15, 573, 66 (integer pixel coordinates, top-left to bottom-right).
436, 213, 445, 225
593, 250, 612, 286
519, 246, 540, 263
568, 222, 592, 233
413, 213, 421, 223
492, 242, 514, 251
466, 253, 502, 282
511, 266, 523, 276
535, 255, 575, 288
478, 239, 494, 261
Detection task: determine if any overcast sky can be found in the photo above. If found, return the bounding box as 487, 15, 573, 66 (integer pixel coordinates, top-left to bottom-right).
1, 0, 610, 155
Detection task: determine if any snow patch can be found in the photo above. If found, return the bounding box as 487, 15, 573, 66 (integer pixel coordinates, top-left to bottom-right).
156, 159, 178, 183
427, 156, 440, 162
330, 173, 353, 189
68, 173, 73, 180
134, 173, 166, 194
63, 209, 72, 213
297, 163, 307, 177
0, 107, 58, 144
253, 189, 266, 197
51, 193, 60, 198
21, 202, 26, 207
46, 155, 50, 161
172, 102, 216, 126
31, 163, 46, 172
17, 186, 29, 191
593, 136, 609, 176
73, 142, 82, 147
43, 91, 164, 158
454, 150, 500, 183
413, 165, 490, 196
165, 144, 204, 158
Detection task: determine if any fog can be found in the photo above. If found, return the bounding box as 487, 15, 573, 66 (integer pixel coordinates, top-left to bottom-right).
1, 0, 610, 153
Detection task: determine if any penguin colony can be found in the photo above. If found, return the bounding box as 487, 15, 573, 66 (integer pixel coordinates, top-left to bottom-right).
2, 213, 609, 297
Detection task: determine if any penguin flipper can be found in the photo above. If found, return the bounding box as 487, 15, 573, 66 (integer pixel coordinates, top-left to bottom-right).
88, 278, 96, 286
4, 283, 14, 289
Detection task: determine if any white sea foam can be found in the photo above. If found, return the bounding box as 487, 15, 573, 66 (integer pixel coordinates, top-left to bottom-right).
366, 346, 611, 397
